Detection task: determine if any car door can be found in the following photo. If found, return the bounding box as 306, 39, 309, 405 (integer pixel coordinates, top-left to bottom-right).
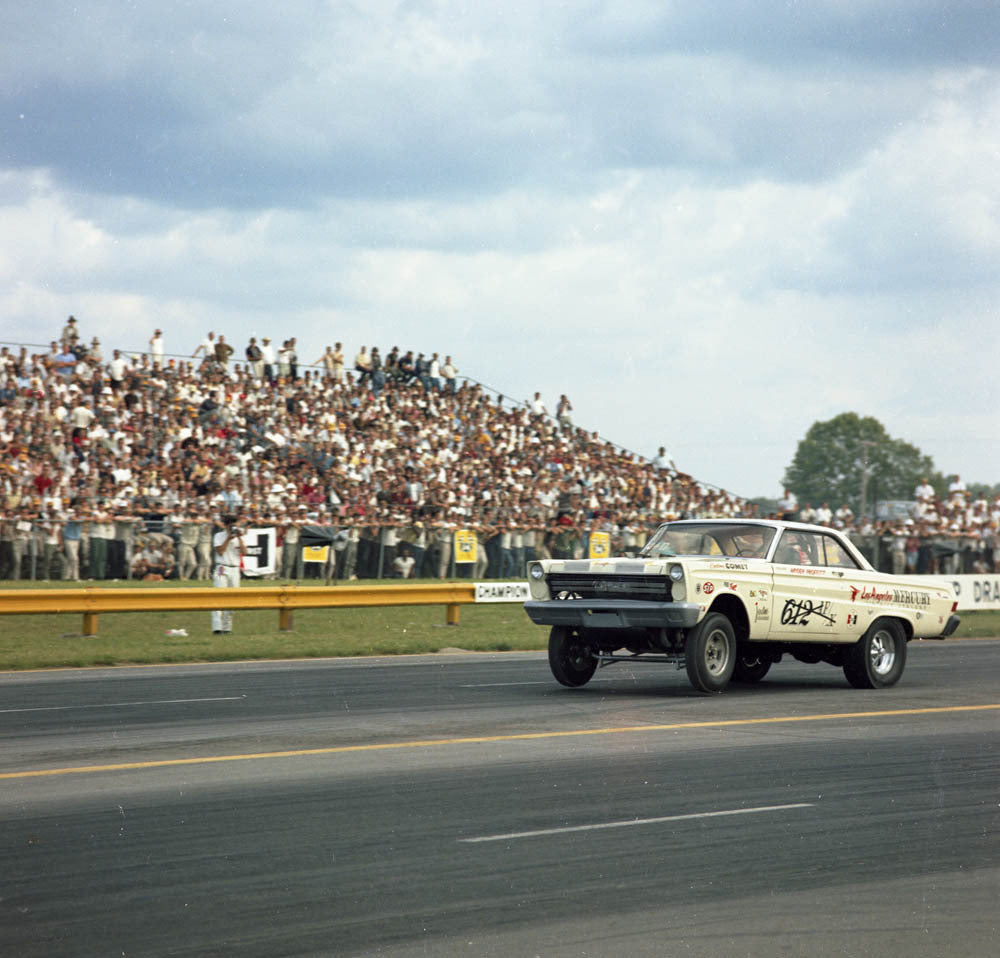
769, 531, 851, 639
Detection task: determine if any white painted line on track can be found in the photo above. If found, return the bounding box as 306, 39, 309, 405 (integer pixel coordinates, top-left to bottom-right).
459, 802, 815, 843
0, 696, 246, 714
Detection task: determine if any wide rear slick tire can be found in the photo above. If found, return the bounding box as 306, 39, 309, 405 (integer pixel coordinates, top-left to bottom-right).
548, 626, 597, 687
844, 618, 907, 689
685, 613, 736, 694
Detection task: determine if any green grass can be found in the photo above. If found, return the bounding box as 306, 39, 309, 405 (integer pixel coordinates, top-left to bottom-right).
0, 579, 996, 671
0, 578, 548, 670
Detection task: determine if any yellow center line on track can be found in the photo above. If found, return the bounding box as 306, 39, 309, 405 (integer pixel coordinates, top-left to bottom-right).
2, 703, 998, 781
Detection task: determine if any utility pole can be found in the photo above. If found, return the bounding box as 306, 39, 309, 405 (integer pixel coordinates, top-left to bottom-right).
858, 439, 877, 519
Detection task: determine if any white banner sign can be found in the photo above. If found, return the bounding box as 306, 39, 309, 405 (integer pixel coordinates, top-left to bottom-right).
242, 527, 277, 578
927, 575, 1000, 612
475, 582, 530, 603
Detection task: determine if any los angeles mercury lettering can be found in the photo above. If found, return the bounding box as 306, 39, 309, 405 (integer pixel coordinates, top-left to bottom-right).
850, 586, 930, 606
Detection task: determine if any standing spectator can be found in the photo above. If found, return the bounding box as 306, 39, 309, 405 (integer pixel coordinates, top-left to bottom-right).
315, 345, 337, 377
441, 355, 458, 394
287, 337, 299, 380
192, 331, 215, 363
246, 337, 263, 379
260, 336, 275, 383
61, 315, 80, 350
214, 335, 234, 368
211, 514, 244, 634
814, 502, 833, 525
653, 445, 675, 471
108, 349, 128, 391
176, 507, 200, 580
87, 502, 113, 579
62, 507, 83, 581
556, 394, 574, 431
778, 488, 798, 521
332, 342, 346, 384
195, 508, 214, 579
149, 329, 165, 368
530, 392, 548, 419
428, 353, 442, 390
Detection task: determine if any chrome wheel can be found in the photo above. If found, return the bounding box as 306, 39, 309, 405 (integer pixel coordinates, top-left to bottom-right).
869, 629, 897, 676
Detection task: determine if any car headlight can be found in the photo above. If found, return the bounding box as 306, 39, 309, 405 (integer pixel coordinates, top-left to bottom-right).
669, 564, 684, 581
529, 564, 544, 581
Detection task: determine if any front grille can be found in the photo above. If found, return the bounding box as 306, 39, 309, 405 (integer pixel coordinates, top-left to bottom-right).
546, 573, 670, 601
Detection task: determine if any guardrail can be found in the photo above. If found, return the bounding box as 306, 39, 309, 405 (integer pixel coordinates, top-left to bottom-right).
0, 583, 485, 636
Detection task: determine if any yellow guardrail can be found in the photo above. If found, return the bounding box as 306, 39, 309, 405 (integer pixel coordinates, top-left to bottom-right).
0, 583, 480, 636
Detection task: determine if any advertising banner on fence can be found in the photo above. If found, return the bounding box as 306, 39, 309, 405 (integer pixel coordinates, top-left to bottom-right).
454, 530, 478, 564
588, 531, 611, 559
475, 582, 530, 603
928, 574, 1000, 612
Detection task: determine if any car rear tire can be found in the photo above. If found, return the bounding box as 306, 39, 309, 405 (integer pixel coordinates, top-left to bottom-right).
844, 618, 907, 689
732, 645, 772, 683
685, 613, 736, 693
548, 626, 597, 687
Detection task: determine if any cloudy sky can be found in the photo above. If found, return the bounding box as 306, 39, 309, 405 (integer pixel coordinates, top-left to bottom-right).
3, 1, 999, 497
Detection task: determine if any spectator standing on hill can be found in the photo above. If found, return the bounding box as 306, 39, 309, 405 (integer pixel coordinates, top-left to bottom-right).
332, 342, 346, 383
149, 329, 164, 368
531, 392, 548, 419
214, 335, 234, 369
778, 488, 798, 521
193, 332, 215, 363
442, 355, 458, 394
246, 337, 263, 379
211, 514, 244, 634
259, 337, 275, 382
556, 394, 573, 431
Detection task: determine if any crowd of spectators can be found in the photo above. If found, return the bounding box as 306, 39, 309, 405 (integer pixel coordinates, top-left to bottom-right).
0, 318, 997, 582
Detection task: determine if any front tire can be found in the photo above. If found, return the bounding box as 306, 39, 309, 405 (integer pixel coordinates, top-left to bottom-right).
548, 626, 597, 687
685, 613, 736, 693
844, 619, 907, 689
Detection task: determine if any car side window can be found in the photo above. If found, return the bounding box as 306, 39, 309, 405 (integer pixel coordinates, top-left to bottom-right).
820, 535, 859, 569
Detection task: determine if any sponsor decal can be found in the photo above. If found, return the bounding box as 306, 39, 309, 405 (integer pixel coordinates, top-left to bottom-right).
849, 585, 931, 607
709, 560, 749, 571
850, 585, 893, 603
755, 605, 770, 622
781, 598, 835, 627
703, 582, 715, 595
846, 613, 858, 626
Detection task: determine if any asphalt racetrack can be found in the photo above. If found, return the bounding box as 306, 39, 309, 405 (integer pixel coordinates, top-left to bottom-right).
2, 640, 998, 957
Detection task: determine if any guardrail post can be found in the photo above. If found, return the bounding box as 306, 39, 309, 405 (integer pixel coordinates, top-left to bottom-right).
82, 612, 98, 636
279, 608, 293, 632
446, 603, 460, 626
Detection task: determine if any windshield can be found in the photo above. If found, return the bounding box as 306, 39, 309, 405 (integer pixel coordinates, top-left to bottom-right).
639, 523, 776, 559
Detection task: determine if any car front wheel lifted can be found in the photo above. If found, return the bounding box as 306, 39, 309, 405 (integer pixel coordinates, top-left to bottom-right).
548, 626, 597, 687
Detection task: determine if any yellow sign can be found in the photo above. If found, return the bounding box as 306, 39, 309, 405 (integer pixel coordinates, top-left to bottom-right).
589, 531, 611, 559
301, 545, 330, 564
453, 530, 478, 564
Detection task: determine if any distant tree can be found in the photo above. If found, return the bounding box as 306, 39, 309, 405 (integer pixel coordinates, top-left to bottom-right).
782, 413, 939, 516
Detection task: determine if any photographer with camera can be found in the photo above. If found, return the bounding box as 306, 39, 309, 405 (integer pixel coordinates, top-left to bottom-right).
211, 514, 245, 635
